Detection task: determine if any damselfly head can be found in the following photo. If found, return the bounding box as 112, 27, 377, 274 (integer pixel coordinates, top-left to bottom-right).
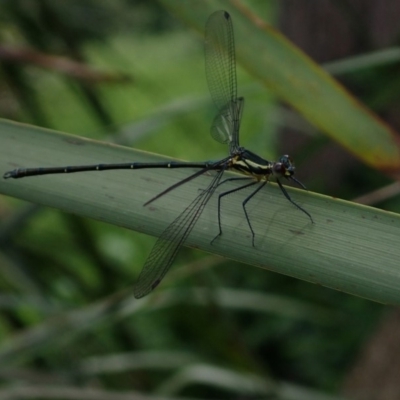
273, 155, 295, 178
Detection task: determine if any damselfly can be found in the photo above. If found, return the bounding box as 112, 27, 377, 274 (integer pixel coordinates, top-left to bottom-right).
3, 11, 313, 298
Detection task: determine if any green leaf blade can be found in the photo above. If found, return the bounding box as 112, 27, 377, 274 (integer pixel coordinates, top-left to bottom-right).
1, 119, 400, 304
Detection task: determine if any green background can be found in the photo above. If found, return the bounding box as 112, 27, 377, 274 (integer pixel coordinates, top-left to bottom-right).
0, 1, 399, 399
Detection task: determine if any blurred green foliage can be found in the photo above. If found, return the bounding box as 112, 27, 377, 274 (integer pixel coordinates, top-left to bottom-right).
0, 0, 399, 399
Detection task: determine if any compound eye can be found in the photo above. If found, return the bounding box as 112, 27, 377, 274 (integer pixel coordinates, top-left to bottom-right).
278, 155, 295, 176
279, 154, 292, 166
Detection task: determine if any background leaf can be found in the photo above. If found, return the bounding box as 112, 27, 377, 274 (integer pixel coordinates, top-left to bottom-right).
2, 119, 400, 304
